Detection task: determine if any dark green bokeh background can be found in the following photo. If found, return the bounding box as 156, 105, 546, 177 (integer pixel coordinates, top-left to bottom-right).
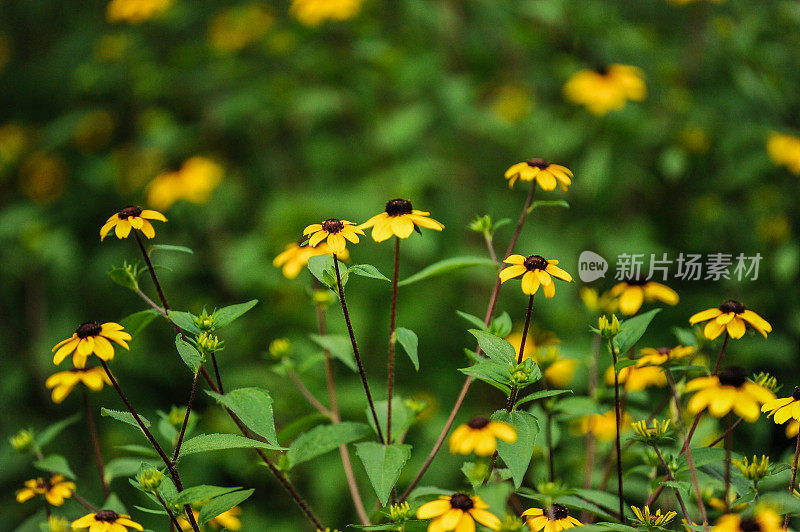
2, 0, 799, 529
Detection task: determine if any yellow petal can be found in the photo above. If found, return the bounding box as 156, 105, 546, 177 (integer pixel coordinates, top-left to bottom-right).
521, 271, 539, 295
689, 307, 722, 324
371, 217, 395, 242
499, 265, 526, 283
114, 220, 132, 239
618, 286, 644, 315
140, 209, 167, 222
308, 230, 328, 248
327, 233, 346, 255
488, 421, 517, 443
726, 317, 746, 339
470, 508, 501, 530
93, 336, 115, 361
303, 223, 322, 235
644, 282, 679, 305
545, 264, 572, 282
139, 219, 156, 239
703, 319, 726, 340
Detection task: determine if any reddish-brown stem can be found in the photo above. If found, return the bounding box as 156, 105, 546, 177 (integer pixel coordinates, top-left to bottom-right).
172, 369, 201, 462
785, 432, 800, 529
387, 237, 400, 445
156, 491, 183, 530
506, 294, 534, 411
652, 444, 692, 525
82, 386, 110, 498
210, 352, 224, 394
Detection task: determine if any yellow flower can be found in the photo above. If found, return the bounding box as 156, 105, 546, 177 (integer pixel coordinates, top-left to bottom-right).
577, 410, 632, 442
290, 0, 363, 26
47, 515, 71, 532
761, 387, 800, 425
73, 510, 144, 531
609, 279, 679, 315
303, 218, 364, 256
631, 506, 676, 527
580, 287, 618, 314
100, 206, 167, 241
712, 508, 782, 532
767, 132, 800, 175
45, 367, 111, 403
522, 504, 583, 532
52, 322, 131, 368
520, 344, 577, 388
787, 420, 799, 438
499, 255, 572, 298
16, 475, 75, 506
106, 0, 173, 24
636, 345, 695, 367
417, 493, 501, 531
273, 241, 349, 279
449, 416, 517, 456
19, 152, 68, 203
604, 365, 666, 392
359, 198, 444, 242
491, 84, 533, 124
209, 5, 273, 52
146, 157, 224, 211
689, 300, 772, 340
504, 159, 573, 191
564, 64, 646, 116
178, 507, 242, 530
685, 367, 775, 422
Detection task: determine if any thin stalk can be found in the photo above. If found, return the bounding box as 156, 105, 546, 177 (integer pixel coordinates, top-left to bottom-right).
724, 413, 732, 512
387, 237, 401, 445
708, 418, 743, 448
288, 369, 332, 418
332, 254, 384, 444
546, 406, 555, 482
506, 294, 534, 411
652, 444, 692, 525
73, 492, 98, 512
580, 334, 601, 523
210, 353, 224, 394
609, 340, 625, 524
156, 492, 183, 531
172, 369, 201, 462
82, 386, 110, 498
133, 231, 171, 313
785, 432, 800, 529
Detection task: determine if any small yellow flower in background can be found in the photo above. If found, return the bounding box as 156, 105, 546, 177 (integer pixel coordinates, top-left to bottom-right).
685, 367, 775, 422
631, 506, 676, 527
178, 507, 242, 530
449, 416, 517, 456
106, 0, 173, 24
303, 218, 364, 256
631, 419, 671, 440
100, 206, 168, 240
209, 4, 273, 52
604, 364, 666, 392
522, 504, 583, 531
504, 158, 573, 191
417, 493, 501, 531
526, 346, 578, 388
505, 327, 560, 355
491, 84, 533, 124
787, 420, 799, 438
636, 345, 694, 367
73, 510, 144, 531
610, 278, 679, 315
689, 300, 772, 340
359, 198, 444, 242
580, 287, 618, 314
767, 132, 800, 175
290, 0, 363, 26
273, 241, 349, 279
19, 152, 68, 204
707, 490, 747, 514
74, 110, 116, 153
47, 515, 71, 532
9, 429, 34, 453
52, 322, 131, 368
499, 255, 572, 298
564, 64, 646, 116
16, 475, 75, 506
0, 122, 28, 167
712, 508, 782, 532
46, 367, 111, 403
577, 410, 632, 442
146, 157, 224, 211
761, 387, 800, 425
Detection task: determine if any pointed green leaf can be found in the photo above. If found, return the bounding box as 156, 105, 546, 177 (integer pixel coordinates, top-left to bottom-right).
101, 408, 150, 430
206, 387, 277, 445
491, 410, 539, 488
613, 309, 661, 354
120, 309, 159, 338
171, 485, 243, 506
198, 489, 254, 526
175, 335, 203, 374
33, 455, 76, 480
288, 422, 371, 467
469, 329, 516, 365
395, 327, 419, 370
348, 264, 390, 282
167, 311, 202, 335
355, 442, 411, 505
178, 434, 284, 458
212, 299, 258, 328
309, 333, 356, 371
149, 244, 194, 255
398, 256, 497, 286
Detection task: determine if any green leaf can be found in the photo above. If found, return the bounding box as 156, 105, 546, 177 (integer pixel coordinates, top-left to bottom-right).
527, 199, 570, 213
309, 333, 356, 371
115, 444, 160, 457
206, 388, 277, 445
515, 389, 573, 407
395, 327, 419, 370
308, 255, 348, 291
461, 461, 487, 489
101, 408, 150, 430
476, 482, 514, 518
109, 265, 139, 291
120, 309, 159, 338
212, 299, 258, 328
198, 489, 254, 526
613, 309, 661, 354
149, 244, 194, 255
553, 397, 601, 419
614, 359, 638, 372
398, 256, 497, 286
35, 413, 82, 447
104, 458, 157, 483
456, 310, 488, 331
491, 409, 539, 488
348, 264, 390, 282
355, 442, 411, 505
171, 485, 243, 506
178, 434, 284, 458
469, 329, 516, 365
365, 397, 417, 443
288, 422, 371, 467
176, 335, 203, 374
276, 412, 330, 444
459, 360, 512, 394
33, 455, 75, 479
167, 311, 202, 335
490, 312, 513, 337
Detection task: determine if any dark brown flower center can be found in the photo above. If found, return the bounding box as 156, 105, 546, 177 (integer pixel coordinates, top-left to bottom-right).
524, 255, 549, 271
625, 276, 648, 286
385, 198, 413, 216
467, 416, 490, 429
719, 299, 745, 314
550, 504, 568, 520
322, 219, 344, 234
718, 366, 747, 388
595, 65, 609, 76
449, 493, 474, 511
95, 510, 119, 522
36, 479, 50, 490
526, 158, 549, 169
657, 347, 671, 355
76, 322, 102, 339
739, 518, 762, 532
118, 206, 142, 219
792, 387, 800, 401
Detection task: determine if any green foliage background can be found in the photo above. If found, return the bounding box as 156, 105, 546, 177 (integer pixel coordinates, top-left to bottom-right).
1, 0, 799, 529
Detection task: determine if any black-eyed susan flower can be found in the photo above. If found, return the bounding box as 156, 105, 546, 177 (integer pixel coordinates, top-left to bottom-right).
99, 206, 167, 241
604, 364, 666, 392
636, 345, 694, 367
449, 416, 517, 456
273, 241, 349, 279
290, 0, 363, 26
303, 218, 364, 256
563, 64, 646, 116
685, 367, 775, 422
359, 198, 444, 242
499, 255, 572, 298
767, 132, 800, 175
178, 507, 242, 530
45, 366, 111, 403
610, 278, 679, 315
146, 157, 223, 211
73, 510, 144, 531
761, 387, 800, 425
522, 504, 583, 532
689, 300, 772, 340
712, 508, 782, 532
16, 475, 75, 506
504, 159, 573, 191
52, 322, 131, 368
630, 506, 676, 527
576, 410, 632, 442
417, 493, 501, 531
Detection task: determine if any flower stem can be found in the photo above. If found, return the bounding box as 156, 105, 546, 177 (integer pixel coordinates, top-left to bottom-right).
652, 443, 692, 525
172, 368, 201, 462
288, 369, 332, 418
545, 405, 555, 482
156, 491, 183, 531
785, 432, 800, 529
608, 339, 625, 524
82, 386, 110, 498
580, 334, 601, 523
387, 237, 401, 445
133, 231, 172, 313
332, 254, 384, 444
506, 294, 534, 411
724, 413, 732, 512
210, 352, 224, 394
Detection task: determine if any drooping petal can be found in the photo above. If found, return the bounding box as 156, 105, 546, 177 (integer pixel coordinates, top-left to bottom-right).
129, 216, 144, 230
303, 224, 323, 235
703, 319, 726, 340
359, 212, 387, 229
740, 310, 772, 337
92, 336, 115, 361
689, 307, 722, 324
545, 264, 572, 282
100, 219, 118, 241
408, 214, 444, 231
726, 317, 746, 339
542, 280, 556, 298
391, 216, 415, 239
53, 337, 80, 365
439, 509, 464, 530
473, 432, 497, 456
454, 514, 476, 532
535, 170, 557, 191
618, 286, 644, 315
644, 282, 679, 305
308, 230, 328, 248
520, 271, 540, 295
499, 265, 526, 283
504, 254, 526, 265
139, 219, 156, 239
140, 209, 167, 222
470, 508, 501, 530
370, 217, 395, 243
114, 220, 132, 239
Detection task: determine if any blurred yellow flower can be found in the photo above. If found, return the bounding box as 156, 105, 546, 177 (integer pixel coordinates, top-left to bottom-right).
290, 0, 363, 26
46, 367, 111, 404
0, 122, 28, 167
491, 85, 533, 124
46, 515, 71, 532
686, 367, 775, 422
679, 126, 711, 154
273, 241, 349, 279
504, 159, 573, 191
636, 345, 694, 367
610, 278, 679, 315
767, 132, 800, 175
16, 475, 75, 506
178, 507, 242, 530
604, 365, 666, 392
449, 416, 517, 456
146, 157, 224, 211
712, 508, 782, 532
499, 254, 572, 298
209, 4, 273, 52
577, 410, 632, 442
74, 110, 115, 153
19, 152, 68, 203
786, 420, 799, 438
580, 287, 618, 314
106, 0, 174, 24
525, 346, 578, 388
564, 64, 646, 116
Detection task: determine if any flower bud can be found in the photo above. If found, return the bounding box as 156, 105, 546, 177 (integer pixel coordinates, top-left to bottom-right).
469, 215, 493, 234
197, 331, 222, 353
733, 455, 770, 482
269, 338, 292, 360
599, 314, 621, 339
389, 501, 412, 522
47, 515, 71, 532
139, 468, 163, 491
169, 406, 187, 428
10, 429, 34, 453
193, 311, 215, 331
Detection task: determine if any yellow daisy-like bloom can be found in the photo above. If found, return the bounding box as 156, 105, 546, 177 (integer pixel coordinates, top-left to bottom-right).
47, 515, 71, 532
761, 387, 800, 425
146, 157, 224, 211
576, 410, 632, 442
563, 64, 646, 116
449, 416, 517, 456
303, 218, 364, 256
359, 198, 444, 242
504, 158, 573, 191
73, 510, 144, 532
290, 0, 363, 26
631, 506, 676, 527
689, 300, 772, 340
273, 241, 349, 279
99, 205, 167, 241
106, 0, 173, 24
685, 367, 775, 422
16, 475, 75, 506
417, 493, 501, 531
636, 345, 695, 367
610, 278, 679, 315
499, 255, 572, 298
767, 132, 800, 175
604, 364, 667, 392
45, 367, 111, 404
178, 507, 242, 530
579, 287, 619, 314
522, 504, 583, 532
52, 321, 131, 368
712, 508, 782, 532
